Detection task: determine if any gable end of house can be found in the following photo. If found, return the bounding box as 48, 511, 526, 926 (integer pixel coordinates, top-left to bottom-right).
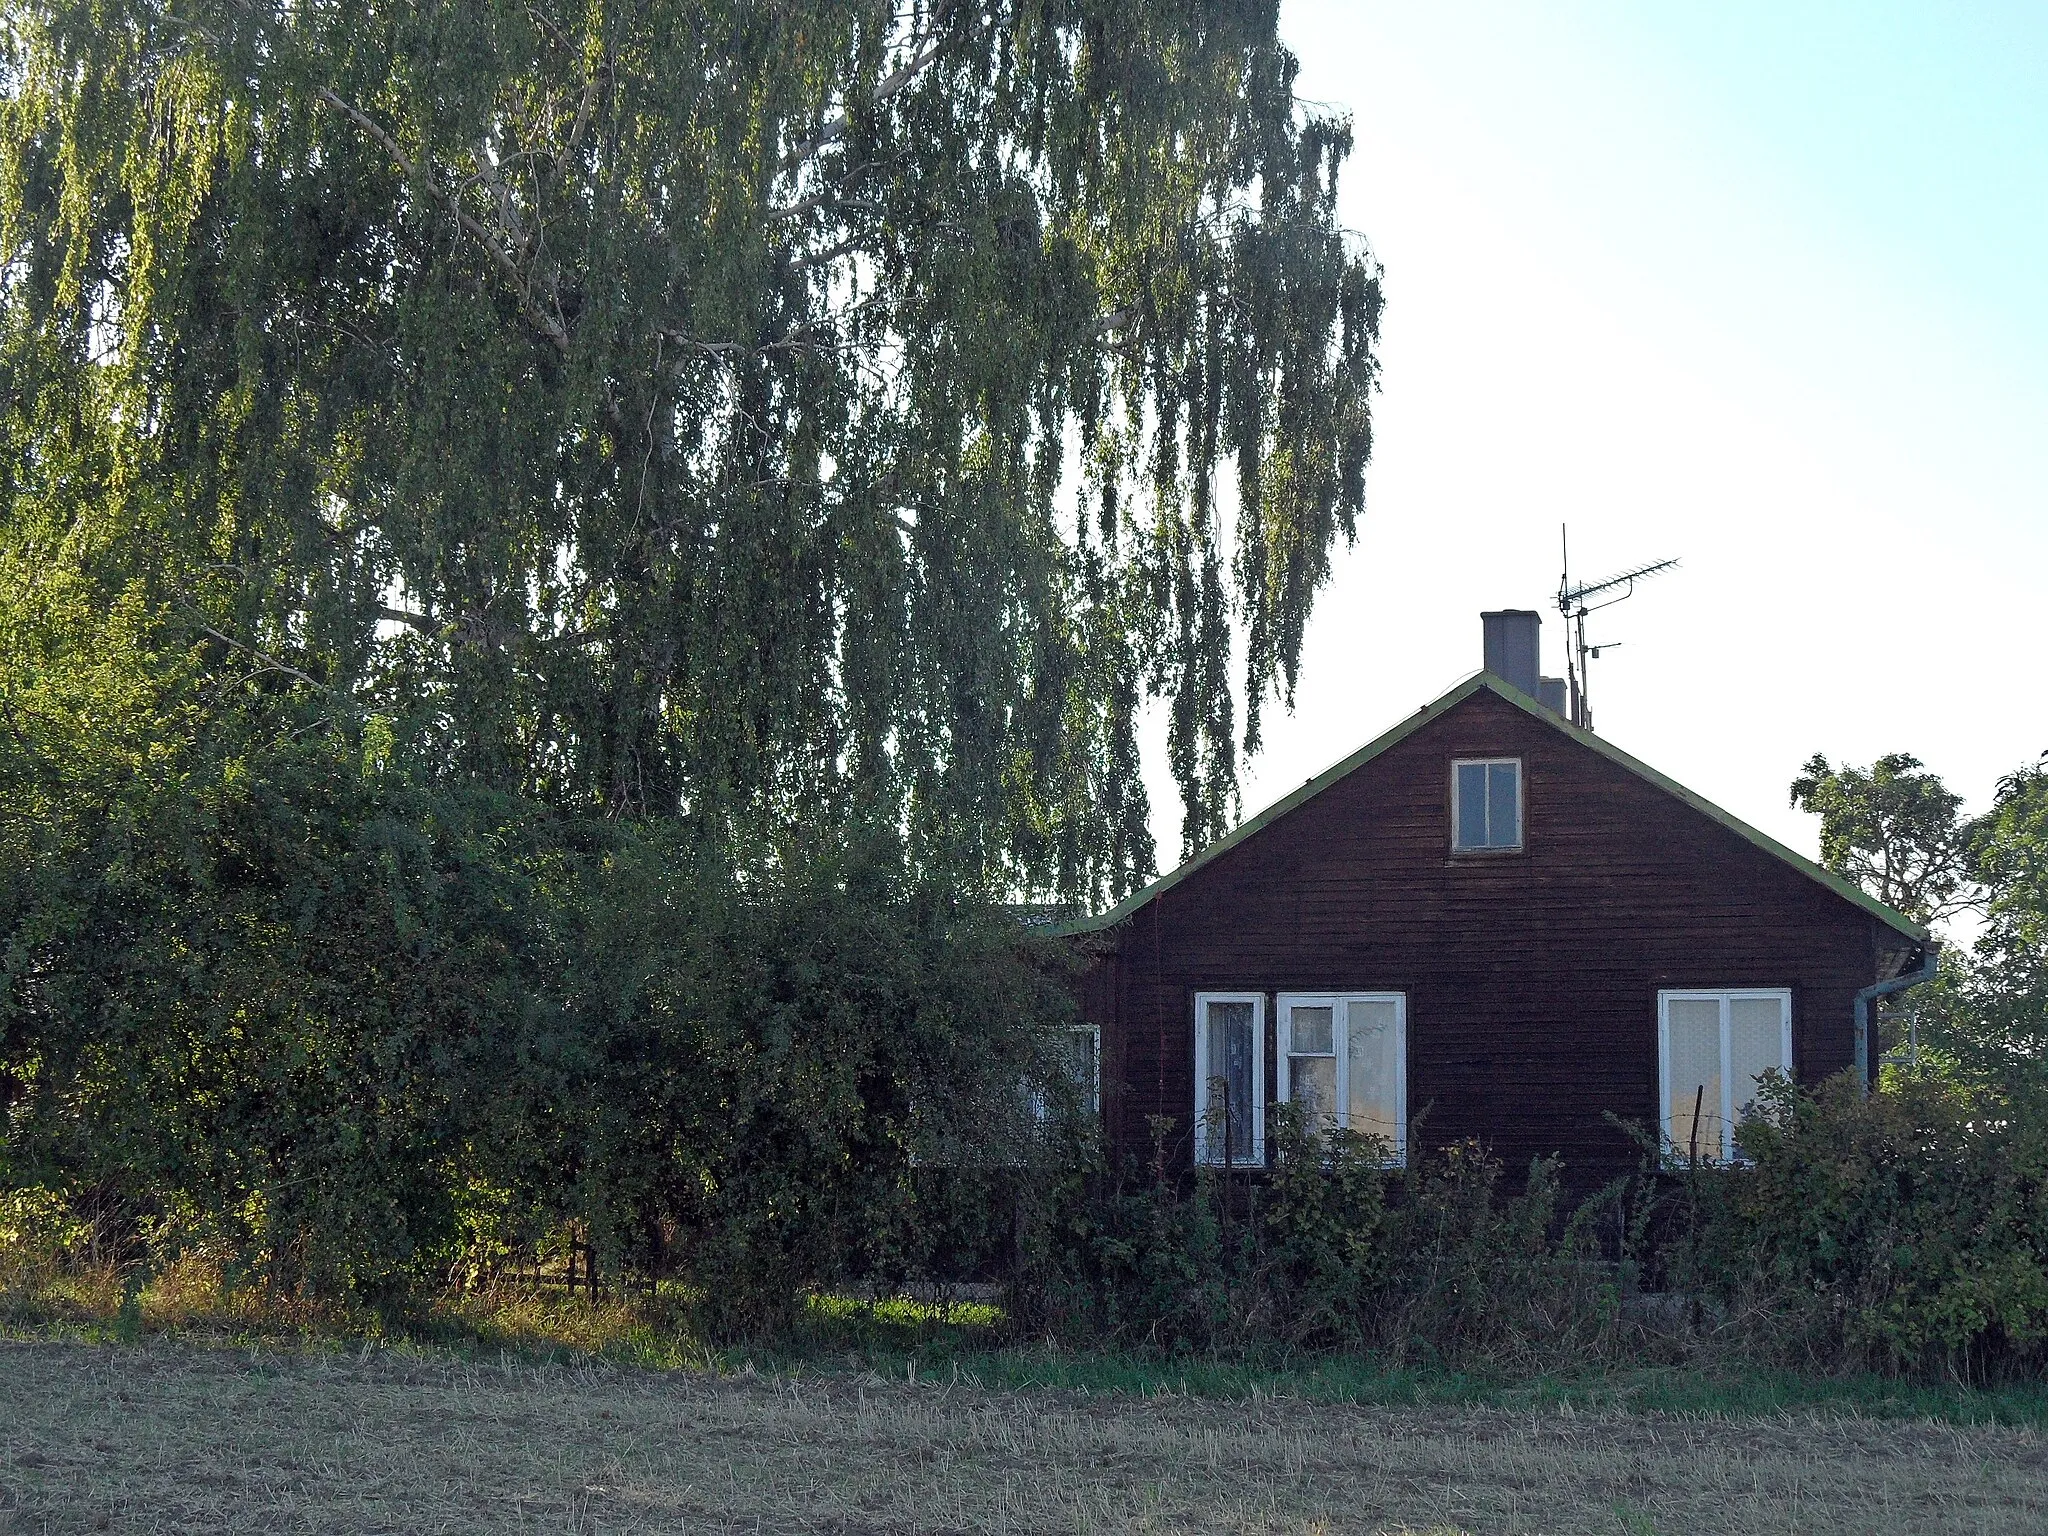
1050, 673, 1928, 948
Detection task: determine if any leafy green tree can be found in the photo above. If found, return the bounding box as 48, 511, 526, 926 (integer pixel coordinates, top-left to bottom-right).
0, 0, 1382, 1303
1930, 756, 2048, 1101
1974, 757, 2048, 967
1789, 752, 1977, 926
1, 0, 1382, 900
1791, 750, 2048, 1104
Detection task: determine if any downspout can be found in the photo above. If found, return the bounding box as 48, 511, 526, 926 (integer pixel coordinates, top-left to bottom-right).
1853, 941, 1940, 1097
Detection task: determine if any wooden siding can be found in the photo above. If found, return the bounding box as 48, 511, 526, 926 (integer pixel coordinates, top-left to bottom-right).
1081, 687, 1913, 1188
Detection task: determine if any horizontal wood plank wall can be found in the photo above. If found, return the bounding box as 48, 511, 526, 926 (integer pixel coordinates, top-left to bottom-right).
1078, 689, 1907, 1188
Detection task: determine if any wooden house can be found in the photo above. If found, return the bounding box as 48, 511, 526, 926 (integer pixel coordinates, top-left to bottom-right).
1049, 612, 1932, 1186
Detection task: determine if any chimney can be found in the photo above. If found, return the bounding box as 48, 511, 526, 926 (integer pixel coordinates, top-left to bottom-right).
1481, 610, 1542, 698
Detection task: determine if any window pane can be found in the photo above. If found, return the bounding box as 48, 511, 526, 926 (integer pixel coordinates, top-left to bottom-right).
1730, 996, 1787, 1125
1346, 998, 1402, 1146
1205, 1000, 1256, 1162
1665, 998, 1724, 1160
1063, 1029, 1100, 1115
1488, 762, 1520, 847
1455, 763, 1489, 847
1289, 1005, 1334, 1055
1289, 1054, 1337, 1130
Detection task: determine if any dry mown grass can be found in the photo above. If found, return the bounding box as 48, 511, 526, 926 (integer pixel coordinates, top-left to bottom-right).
3, 1342, 2046, 1534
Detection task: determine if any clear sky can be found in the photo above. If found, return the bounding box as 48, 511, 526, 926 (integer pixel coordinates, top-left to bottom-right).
1168, 1, 2048, 872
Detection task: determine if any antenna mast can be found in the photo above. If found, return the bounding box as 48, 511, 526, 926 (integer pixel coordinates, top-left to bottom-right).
1557, 528, 1678, 733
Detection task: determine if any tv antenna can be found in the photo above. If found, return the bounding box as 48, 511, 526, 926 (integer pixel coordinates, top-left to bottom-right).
1557, 527, 1678, 733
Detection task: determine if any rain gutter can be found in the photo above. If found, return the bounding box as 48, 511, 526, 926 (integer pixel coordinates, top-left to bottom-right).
1853, 941, 1940, 1097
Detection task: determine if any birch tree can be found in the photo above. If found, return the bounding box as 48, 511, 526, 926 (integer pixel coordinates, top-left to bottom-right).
2, 0, 1381, 899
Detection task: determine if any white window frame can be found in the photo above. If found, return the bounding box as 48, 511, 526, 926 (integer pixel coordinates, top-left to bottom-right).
1276, 993, 1409, 1166
1027, 1023, 1101, 1124
1194, 992, 1265, 1167
1657, 988, 1793, 1163
1451, 757, 1524, 852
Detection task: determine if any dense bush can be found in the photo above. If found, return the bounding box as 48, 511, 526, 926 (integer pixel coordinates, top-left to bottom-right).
1684, 1072, 2048, 1374
0, 667, 1073, 1321
1020, 1106, 1639, 1366
1001, 1080, 2048, 1381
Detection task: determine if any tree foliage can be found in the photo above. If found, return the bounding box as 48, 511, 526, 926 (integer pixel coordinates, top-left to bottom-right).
1792, 748, 2048, 1103
1931, 756, 2048, 1101
1789, 752, 1976, 926
0, 633, 1069, 1301
1, 0, 1382, 900
0, 0, 1378, 1304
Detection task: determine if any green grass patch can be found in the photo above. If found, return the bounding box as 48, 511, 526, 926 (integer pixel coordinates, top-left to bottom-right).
915, 1349, 2048, 1428
8, 1266, 2048, 1430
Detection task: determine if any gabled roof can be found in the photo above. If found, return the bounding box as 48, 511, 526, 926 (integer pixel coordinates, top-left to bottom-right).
1048, 673, 1931, 944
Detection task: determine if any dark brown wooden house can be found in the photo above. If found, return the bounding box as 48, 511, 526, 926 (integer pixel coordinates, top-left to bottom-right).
1049, 614, 1932, 1186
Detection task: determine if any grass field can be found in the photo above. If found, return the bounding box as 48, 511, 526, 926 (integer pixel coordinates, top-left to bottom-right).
4, 1337, 2046, 1534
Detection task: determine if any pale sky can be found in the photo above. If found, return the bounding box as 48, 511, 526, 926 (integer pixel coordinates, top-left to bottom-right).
1155, 1, 2048, 874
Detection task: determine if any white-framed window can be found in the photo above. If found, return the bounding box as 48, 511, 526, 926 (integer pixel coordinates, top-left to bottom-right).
1277, 993, 1408, 1164
1194, 992, 1264, 1166
1028, 1024, 1101, 1123
1659, 989, 1793, 1163
1452, 758, 1523, 851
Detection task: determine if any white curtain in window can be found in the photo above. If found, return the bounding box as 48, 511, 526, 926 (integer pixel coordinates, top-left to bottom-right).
1661, 991, 1790, 1161
1278, 992, 1406, 1164
1729, 997, 1786, 1121
1346, 997, 1403, 1148
1665, 997, 1724, 1161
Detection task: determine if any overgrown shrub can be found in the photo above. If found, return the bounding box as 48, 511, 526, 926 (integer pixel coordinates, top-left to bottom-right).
0, 691, 1074, 1323
1022, 1105, 1640, 1366
1682, 1071, 2048, 1375
1004, 1074, 2048, 1381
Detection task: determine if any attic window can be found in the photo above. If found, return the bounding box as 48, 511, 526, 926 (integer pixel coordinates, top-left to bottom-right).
1453, 758, 1522, 851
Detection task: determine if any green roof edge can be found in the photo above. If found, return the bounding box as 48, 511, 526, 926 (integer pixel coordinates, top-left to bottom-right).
1046, 673, 1930, 946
